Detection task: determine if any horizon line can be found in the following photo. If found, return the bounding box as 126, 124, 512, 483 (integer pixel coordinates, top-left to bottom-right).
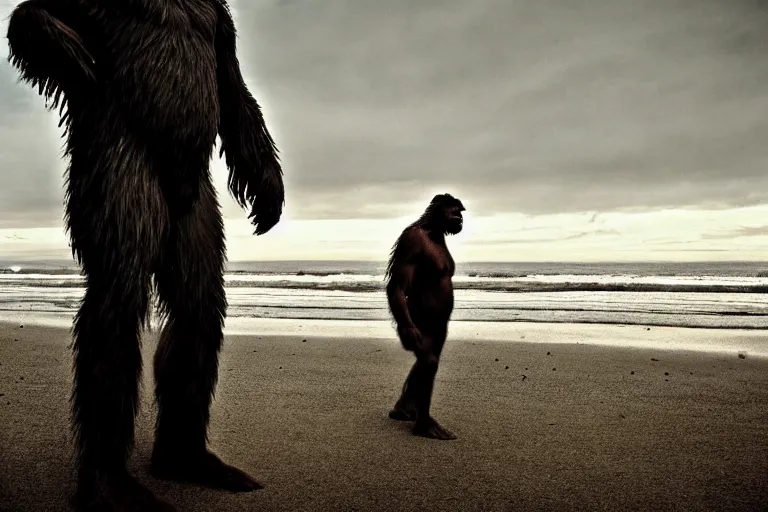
1, 258, 766, 266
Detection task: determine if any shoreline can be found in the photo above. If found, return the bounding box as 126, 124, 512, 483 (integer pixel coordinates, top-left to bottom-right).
1, 322, 767, 511
1, 316, 766, 358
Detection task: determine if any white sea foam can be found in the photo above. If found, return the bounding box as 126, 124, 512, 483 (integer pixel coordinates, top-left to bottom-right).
0, 262, 766, 332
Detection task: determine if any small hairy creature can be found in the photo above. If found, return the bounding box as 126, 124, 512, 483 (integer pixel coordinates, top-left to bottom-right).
385, 193, 465, 440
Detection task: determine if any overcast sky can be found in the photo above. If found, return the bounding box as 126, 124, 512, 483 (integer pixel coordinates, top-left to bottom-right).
2, 0, 768, 261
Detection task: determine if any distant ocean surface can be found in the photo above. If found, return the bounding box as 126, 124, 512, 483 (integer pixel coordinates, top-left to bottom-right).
0, 260, 766, 330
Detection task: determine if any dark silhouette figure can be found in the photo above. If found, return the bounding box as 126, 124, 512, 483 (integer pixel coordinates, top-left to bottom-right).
6, 1, 284, 510
385, 193, 465, 440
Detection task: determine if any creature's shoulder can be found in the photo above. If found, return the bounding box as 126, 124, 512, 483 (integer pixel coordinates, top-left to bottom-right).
206, 0, 238, 42
389, 227, 426, 266
209, 0, 233, 22
406, 228, 448, 266
400, 227, 429, 251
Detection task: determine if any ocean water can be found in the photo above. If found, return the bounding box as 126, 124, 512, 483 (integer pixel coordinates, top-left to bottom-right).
0, 260, 766, 331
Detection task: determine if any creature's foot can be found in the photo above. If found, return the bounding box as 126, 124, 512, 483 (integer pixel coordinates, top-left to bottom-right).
388, 402, 417, 421
413, 417, 457, 440
72, 471, 177, 512
150, 448, 262, 492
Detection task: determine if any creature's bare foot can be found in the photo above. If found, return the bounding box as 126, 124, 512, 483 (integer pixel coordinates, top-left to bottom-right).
72, 471, 177, 512
150, 448, 262, 492
388, 402, 417, 421
413, 417, 457, 440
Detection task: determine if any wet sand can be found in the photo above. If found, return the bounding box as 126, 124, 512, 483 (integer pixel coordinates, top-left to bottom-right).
1, 322, 767, 511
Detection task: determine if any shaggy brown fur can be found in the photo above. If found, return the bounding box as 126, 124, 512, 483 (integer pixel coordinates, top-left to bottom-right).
7, 1, 284, 509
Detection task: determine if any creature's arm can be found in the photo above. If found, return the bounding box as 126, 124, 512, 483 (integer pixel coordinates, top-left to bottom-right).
387, 262, 417, 331
214, 1, 284, 235
386, 230, 423, 332
6, 0, 95, 107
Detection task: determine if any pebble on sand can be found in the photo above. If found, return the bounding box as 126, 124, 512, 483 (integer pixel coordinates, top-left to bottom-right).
630, 371, 635, 375
546, 351, 551, 355
505, 366, 509, 370
495, 358, 499, 362
664, 372, 669, 376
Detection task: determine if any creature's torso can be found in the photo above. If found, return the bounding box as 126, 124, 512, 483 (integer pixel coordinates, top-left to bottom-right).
409, 229, 456, 323
82, 0, 222, 151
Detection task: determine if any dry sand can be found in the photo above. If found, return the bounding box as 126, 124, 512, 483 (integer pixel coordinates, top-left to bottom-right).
0, 321, 766, 511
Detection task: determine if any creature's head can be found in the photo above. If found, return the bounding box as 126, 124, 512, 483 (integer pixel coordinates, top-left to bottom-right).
421, 193, 466, 235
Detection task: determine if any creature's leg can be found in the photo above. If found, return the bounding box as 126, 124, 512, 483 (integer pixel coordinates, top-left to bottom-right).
389, 310, 428, 421
389, 320, 438, 422
389, 362, 420, 421
66, 142, 175, 511
410, 331, 456, 440
150, 176, 261, 492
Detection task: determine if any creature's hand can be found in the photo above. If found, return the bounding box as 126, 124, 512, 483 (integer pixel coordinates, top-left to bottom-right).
398, 326, 423, 351
246, 163, 284, 236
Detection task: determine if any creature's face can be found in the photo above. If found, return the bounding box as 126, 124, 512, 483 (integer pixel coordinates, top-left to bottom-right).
428, 194, 465, 235
443, 203, 465, 235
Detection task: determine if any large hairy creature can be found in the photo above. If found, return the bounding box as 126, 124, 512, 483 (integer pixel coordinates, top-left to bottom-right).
385, 193, 465, 440
6, 0, 284, 510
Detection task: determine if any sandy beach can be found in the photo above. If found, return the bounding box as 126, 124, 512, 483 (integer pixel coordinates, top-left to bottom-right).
1, 321, 767, 511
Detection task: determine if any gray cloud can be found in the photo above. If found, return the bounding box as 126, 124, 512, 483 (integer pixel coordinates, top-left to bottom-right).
477, 228, 621, 245
702, 225, 768, 239
651, 248, 734, 252
2, 0, 768, 227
